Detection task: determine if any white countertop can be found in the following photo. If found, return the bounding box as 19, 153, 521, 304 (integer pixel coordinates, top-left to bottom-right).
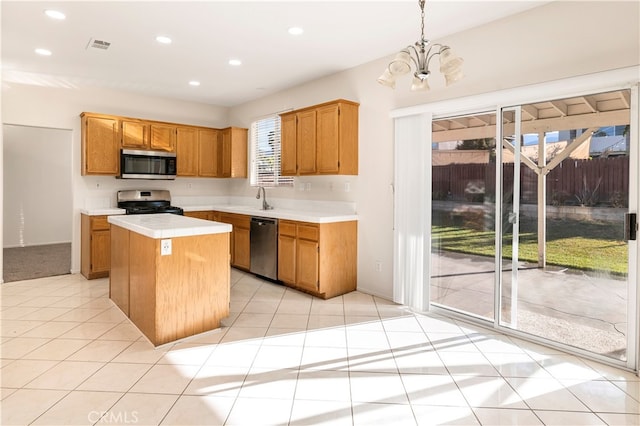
182, 205, 358, 223
108, 213, 232, 239
84, 204, 358, 223
81, 208, 126, 216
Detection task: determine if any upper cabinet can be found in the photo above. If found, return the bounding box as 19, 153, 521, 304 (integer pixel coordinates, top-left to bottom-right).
149, 123, 176, 152
121, 120, 176, 152
81, 113, 120, 176
176, 126, 199, 177
198, 128, 220, 177
81, 112, 248, 178
280, 99, 359, 176
218, 127, 247, 178
121, 119, 149, 150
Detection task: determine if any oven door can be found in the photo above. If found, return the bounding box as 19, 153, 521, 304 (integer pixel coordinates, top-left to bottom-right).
120, 149, 177, 180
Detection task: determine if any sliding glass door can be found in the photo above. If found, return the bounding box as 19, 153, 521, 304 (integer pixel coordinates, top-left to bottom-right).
430, 88, 636, 366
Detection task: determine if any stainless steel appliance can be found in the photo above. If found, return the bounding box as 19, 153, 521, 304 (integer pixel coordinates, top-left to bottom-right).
120, 149, 177, 180
117, 190, 184, 215
250, 217, 278, 281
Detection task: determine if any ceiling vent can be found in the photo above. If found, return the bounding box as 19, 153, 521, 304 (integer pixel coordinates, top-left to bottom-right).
86, 38, 111, 50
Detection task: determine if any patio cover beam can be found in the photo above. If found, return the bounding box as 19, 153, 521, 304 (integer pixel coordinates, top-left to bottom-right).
542, 127, 599, 175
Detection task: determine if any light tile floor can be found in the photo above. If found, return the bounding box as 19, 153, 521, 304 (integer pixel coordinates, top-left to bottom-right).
1, 270, 640, 425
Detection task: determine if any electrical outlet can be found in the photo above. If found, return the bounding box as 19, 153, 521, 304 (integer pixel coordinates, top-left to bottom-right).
161, 239, 172, 256
305, 182, 311, 191
375, 261, 382, 272
344, 182, 351, 192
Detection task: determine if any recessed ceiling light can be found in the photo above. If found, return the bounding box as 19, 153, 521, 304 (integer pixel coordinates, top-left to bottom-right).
189, 81, 201, 87
156, 35, 172, 44
35, 48, 52, 56
288, 27, 304, 36
44, 10, 66, 20
228, 59, 242, 66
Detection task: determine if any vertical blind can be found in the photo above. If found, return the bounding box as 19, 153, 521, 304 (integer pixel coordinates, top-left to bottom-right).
250, 115, 293, 187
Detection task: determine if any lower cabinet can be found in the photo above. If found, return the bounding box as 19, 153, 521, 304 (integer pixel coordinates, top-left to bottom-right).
218, 212, 251, 271
278, 219, 357, 299
184, 210, 218, 221
81, 214, 112, 279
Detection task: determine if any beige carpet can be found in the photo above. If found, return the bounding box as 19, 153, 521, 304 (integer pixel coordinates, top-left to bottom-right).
3, 243, 71, 283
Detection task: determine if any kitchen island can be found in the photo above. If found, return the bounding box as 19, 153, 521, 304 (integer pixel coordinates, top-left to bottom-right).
108, 214, 232, 346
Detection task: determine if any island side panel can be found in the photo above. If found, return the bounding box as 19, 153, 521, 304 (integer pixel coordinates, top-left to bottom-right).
109, 224, 130, 316
129, 231, 158, 344
319, 221, 358, 299
155, 232, 230, 345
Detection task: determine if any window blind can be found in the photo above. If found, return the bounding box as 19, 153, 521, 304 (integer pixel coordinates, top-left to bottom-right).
250, 115, 293, 187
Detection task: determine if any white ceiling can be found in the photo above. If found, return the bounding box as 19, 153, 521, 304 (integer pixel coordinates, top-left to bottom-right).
1, 1, 551, 107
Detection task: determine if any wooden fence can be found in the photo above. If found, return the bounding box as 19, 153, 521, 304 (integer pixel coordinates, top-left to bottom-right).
432, 156, 629, 206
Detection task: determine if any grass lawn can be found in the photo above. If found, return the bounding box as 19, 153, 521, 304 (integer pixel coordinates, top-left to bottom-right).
432, 218, 628, 276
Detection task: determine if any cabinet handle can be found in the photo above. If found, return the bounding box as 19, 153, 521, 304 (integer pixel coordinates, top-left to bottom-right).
625, 213, 637, 241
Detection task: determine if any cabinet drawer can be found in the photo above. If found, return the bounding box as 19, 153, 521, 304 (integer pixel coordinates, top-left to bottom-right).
297, 224, 319, 241
91, 216, 110, 231
219, 213, 250, 229
279, 221, 297, 237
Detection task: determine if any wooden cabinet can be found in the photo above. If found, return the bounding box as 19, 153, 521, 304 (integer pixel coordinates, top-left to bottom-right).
150, 123, 176, 152
218, 127, 247, 178
81, 111, 247, 178
297, 109, 317, 175
218, 213, 251, 270
81, 113, 120, 176
278, 219, 357, 299
81, 214, 113, 279
280, 113, 298, 175
184, 210, 217, 221
121, 119, 149, 149
198, 129, 219, 177
121, 120, 176, 152
279, 99, 359, 176
176, 126, 198, 176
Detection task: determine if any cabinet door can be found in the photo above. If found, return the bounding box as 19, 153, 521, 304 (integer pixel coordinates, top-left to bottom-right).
297, 110, 317, 175
82, 115, 120, 175
229, 128, 248, 178
121, 120, 149, 149
278, 234, 296, 284
233, 227, 251, 270
198, 129, 219, 177
150, 123, 176, 152
218, 129, 232, 177
316, 103, 340, 174
280, 113, 298, 175
91, 229, 111, 273
296, 238, 319, 292
176, 127, 198, 176
184, 211, 211, 220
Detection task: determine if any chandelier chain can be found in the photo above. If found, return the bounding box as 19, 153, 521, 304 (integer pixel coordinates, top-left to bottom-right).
419, 0, 426, 43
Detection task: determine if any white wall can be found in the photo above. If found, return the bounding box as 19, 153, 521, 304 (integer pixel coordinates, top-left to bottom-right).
3, 125, 72, 247
1, 1, 638, 295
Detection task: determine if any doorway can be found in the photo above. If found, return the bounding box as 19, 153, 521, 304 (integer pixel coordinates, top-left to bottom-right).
430, 89, 636, 367
2, 124, 73, 282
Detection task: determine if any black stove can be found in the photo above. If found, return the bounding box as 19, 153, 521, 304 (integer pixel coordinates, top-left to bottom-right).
117, 190, 184, 215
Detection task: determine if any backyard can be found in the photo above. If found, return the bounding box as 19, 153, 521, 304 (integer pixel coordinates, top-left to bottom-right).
432, 215, 628, 276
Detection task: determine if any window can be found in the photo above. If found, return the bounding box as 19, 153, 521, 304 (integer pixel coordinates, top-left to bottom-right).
250, 115, 293, 187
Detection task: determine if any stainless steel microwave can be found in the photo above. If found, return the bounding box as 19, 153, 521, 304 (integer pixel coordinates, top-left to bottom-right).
119, 149, 177, 180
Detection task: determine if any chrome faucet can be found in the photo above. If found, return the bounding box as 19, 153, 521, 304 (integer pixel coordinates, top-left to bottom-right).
256, 186, 273, 210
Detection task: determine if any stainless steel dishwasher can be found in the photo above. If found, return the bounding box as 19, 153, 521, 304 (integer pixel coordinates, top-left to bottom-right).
250, 217, 278, 281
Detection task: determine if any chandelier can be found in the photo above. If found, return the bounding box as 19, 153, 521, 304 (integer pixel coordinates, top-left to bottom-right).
377, 0, 464, 91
